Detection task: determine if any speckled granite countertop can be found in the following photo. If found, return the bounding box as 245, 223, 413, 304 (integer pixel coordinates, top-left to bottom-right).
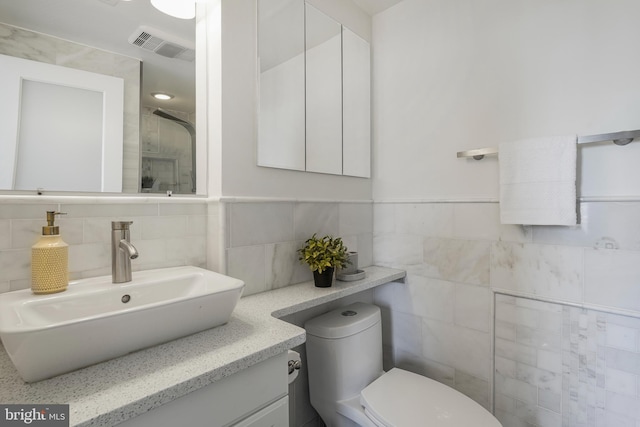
0, 266, 405, 427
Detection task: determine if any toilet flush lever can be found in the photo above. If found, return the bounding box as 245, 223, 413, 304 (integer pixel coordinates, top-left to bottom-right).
288, 359, 301, 375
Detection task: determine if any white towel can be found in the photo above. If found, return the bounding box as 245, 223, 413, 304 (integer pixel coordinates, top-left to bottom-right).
499, 135, 577, 225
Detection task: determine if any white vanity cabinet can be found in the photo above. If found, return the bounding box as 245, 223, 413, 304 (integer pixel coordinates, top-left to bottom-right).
117, 353, 289, 427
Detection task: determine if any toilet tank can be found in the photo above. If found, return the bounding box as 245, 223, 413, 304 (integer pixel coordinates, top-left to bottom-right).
305, 303, 384, 416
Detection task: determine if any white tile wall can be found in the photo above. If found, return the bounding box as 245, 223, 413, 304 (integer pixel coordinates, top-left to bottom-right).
373, 200, 640, 425
225, 200, 374, 296
0, 198, 207, 292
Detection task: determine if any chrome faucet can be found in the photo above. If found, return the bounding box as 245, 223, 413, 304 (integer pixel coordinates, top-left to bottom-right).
111, 221, 139, 283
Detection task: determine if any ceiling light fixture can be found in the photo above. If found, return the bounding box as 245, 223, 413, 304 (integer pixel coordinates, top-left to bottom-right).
152, 92, 174, 100
150, 0, 196, 19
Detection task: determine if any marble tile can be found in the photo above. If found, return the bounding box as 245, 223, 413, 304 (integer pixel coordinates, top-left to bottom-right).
158, 203, 206, 216
495, 355, 517, 379
606, 323, 639, 353
0, 203, 58, 220
453, 202, 532, 243
605, 367, 637, 396
584, 249, 640, 313
605, 391, 640, 420
338, 203, 372, 236
294, 202, 339, 241
490, 242, 584, 303
385, 309, 423, 358
537, 349, 563, 374
186, 215, 207, 237
130, 239, 167, 266
355, 232, 374, 268
394, 349, 455, 388
68, 243, 110, 273
538, 388, 562, 414
226, 245, 266, 296
376, 274, 455, 323
165, 237, 207, 266
496, 300, 542, 330
9, 219, 41, 249
0, 249, 30, 281
496, 321, 518, 341
61, 203, 158, 218
0, 220, 10, 250
454, 283, 491, 332
494, 370, 538, 405
532, 202, 640, 251
516, 363, 562, 394
229, 202, 294, 247
140, 216, 187, 240
394, 203, 454, 238
373, 233, 423, 267
595, 409, 637, 427
265, 241, 311, 288
422, 318, 490, 380
494, 392, 517, 414
373, 203, 395, 234
55, 218, 85, 245
495, 337, 537, 366
515, 399, 562, 427
517, 325, 562, 353
454, 370, 489, 410
605, 347, 640, 376
422, 237, 491, 286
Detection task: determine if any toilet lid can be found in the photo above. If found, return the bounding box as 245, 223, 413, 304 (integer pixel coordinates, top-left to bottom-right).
360, 368, 502, 427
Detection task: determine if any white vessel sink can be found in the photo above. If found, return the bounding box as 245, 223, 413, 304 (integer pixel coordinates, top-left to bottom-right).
0, 266, 244, 382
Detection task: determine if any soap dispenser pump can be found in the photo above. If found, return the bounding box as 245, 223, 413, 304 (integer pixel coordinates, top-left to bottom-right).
31, 211, 68, 294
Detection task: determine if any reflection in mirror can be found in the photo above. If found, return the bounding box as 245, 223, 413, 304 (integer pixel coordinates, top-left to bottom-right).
0, 0, 196, 194
257, 0, 305, 171
142, 109, 196, 194
343, 28, 371, 178
305, 4, 342, 175
0, 53, 124, 192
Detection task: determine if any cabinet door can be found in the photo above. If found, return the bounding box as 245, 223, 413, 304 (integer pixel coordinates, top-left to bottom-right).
305, 4, 342, 175
232, 396, 288, 427
257, 0, 305, 171
342, 28, 371, 178
117, 353, 288, 427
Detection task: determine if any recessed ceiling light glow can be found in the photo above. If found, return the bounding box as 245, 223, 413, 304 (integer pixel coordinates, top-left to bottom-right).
150, 0, 196, 19
152, 92, 174, 100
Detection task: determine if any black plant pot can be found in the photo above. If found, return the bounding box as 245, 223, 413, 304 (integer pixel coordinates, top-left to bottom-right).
313, 267, 334, 288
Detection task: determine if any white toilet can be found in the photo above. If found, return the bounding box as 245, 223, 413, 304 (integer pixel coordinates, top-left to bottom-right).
305, 302, 502, 427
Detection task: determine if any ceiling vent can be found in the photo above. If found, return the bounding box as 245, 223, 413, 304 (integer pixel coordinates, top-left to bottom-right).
128, 26, 195, 62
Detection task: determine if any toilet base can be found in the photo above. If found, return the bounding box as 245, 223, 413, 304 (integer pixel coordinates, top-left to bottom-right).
336, 396, 378, 427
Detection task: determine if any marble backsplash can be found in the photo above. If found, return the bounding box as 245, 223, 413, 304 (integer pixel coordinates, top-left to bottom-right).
224, 200, 374, 296
0, 198, 207, 293
373, 200, 640, 425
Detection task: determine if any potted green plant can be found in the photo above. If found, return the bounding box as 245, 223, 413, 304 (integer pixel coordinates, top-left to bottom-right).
298, 234, 349, 287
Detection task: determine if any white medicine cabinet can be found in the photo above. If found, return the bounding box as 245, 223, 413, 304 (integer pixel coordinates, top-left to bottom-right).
257, 0, 371, 178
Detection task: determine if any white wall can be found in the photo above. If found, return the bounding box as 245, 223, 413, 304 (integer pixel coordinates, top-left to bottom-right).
220, 0, 373, 200
372, 1, 640, 426
373, 0, 640, 201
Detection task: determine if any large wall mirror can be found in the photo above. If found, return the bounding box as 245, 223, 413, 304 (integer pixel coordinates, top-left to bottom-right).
0, 0, 196, 194
257, 0, 371, 178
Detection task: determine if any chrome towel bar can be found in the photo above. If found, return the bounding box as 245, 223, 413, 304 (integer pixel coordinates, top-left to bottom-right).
456, 129, 640, 160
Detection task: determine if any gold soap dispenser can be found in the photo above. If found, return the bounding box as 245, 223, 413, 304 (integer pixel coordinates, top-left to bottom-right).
31, 211, 68, 294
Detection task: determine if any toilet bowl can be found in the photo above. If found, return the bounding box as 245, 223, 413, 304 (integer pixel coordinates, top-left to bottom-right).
305, 302, 502, 427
